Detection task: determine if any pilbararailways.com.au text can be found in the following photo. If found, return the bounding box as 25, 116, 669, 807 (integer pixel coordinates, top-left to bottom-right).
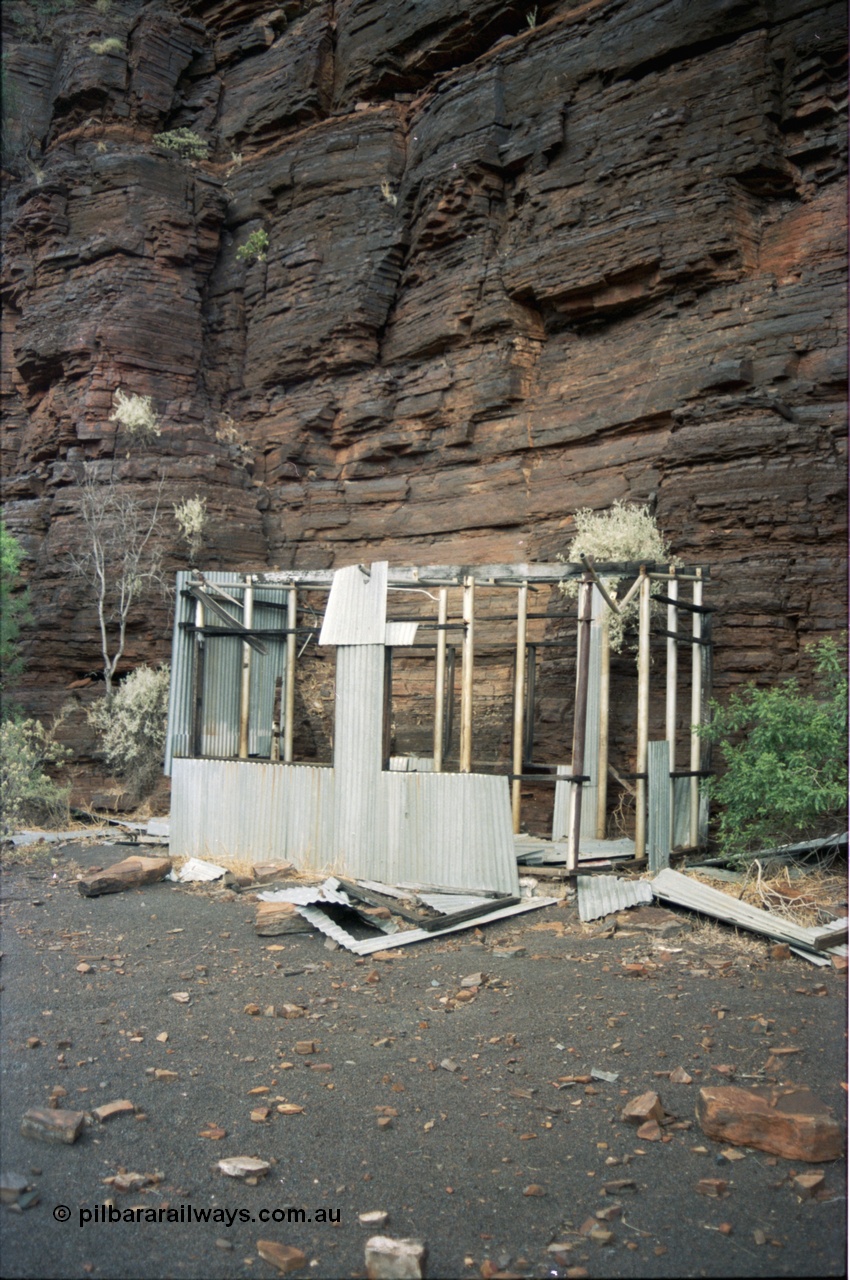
74, 1205, 340, 1228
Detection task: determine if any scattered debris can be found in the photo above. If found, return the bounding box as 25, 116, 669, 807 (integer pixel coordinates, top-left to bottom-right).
0, 1174, 30, 1205
20, 1108, 85, 1145
103, 1170, 163, 1193
793, 1171, 826, 1200
621, 1092, 664, 1126
255, 902, 314, 936
217, 1156, 271, 1180
590, 1069, 619, 1084
256, 1240, 307, 1274
252, 862, 296, 883
92, 1100, 135, 1123
365, 1235, 428, 1279
167, 857, 227, 883
696, 1085, 845, 1162
696, 1178, 728, 1198
359, 1211, 389, 1227
77, 855, 172, 897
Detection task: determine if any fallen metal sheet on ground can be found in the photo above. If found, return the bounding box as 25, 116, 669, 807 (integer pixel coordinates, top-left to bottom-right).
297, 895, 560, 954
652, 867, 848, 955
417, 893, 495, 914
578, 875, 654, 923
257, 877, 350, 907
9, 829, 112, 847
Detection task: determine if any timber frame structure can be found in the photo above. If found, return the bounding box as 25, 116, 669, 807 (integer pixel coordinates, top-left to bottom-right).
165, 561, 712, 891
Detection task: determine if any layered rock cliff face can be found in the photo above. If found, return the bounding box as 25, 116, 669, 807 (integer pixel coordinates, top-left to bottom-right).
1, 0, 846, 793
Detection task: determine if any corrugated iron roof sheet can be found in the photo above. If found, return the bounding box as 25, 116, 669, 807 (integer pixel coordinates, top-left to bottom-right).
577, 875, 654, 922
319, 562, 388, 645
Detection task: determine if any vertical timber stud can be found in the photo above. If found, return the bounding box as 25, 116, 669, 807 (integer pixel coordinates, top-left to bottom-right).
690, 568, 704, 847
238, 577, 254, 760
511, 581, 528, 833
283, 586, 297, 763
460, 575, 474, 772
568, 575, 593, 873
596, 603, 610, 838
433, 588, 448, 772
666, 569, 678, 850
635, 568, 651, 861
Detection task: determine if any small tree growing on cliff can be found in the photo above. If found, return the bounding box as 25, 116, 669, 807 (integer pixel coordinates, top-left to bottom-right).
68, 467, 165, 700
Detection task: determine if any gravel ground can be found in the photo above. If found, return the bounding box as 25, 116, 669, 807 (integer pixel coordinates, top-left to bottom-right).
1, 839, 846, 1280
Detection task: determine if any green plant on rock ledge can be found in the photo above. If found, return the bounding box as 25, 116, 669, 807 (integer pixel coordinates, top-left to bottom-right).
701, 637, 848, 867
236, 228, 269, 263
152, 127, 209, 161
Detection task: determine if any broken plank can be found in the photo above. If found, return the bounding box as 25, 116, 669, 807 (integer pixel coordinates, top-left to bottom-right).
419, 896, 520, 932
335, 878, 425, 925
348, 896, 560, 955
808, 917, 849, 951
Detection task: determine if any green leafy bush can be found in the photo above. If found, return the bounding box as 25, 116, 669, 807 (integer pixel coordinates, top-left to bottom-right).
702, 638, 848, 864
0, 717, 71, 837
236, 228, 269, 263
88, 664, 170, 801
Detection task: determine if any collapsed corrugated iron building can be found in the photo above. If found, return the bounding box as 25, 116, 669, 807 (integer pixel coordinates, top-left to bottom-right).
164, 561, 712, 892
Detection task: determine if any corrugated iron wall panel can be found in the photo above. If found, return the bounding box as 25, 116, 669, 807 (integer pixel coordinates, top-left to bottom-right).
333, 645, 385, 867
170, 758, 335, 867
377, 772, 519, 894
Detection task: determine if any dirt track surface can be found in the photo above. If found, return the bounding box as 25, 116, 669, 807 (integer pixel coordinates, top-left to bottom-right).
1, 840, 847, 1280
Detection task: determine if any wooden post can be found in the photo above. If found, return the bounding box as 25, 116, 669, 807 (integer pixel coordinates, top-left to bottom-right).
460, 575, 474, 772
511, 581, 528, 833
634, 568, 650, 861
690, 568, 703, 847
524, 643, 536, 764
283, 586, 296, 763
270, 676, 282, 762
568, 576, 593, 873
191, 596, 205, 757
666, 569, 678, 850
238, 577, 254, 759
596, 603, 610, 838
433, 587, 448, 772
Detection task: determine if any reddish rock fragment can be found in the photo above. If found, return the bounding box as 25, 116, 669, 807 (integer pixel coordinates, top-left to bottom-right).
697, 1085, 845, 1163
256, 1240, 307, 1273
21, 1108, 85, 1145
622, 1091, 664, 1125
